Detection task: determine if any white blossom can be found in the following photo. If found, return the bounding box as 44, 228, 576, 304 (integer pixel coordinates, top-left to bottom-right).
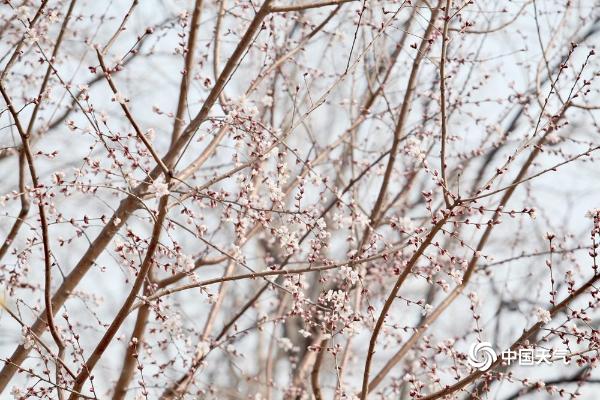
20, 327, 34, 350
586, 209, 600, 219
468, 291, 480, 306
261, 95, 273, 107
145, 128, 156, 141
112, 91, 127, 104
534, 307, 552, 324
10, 386, 21, 399
298, 329, 312, 338
403, 136, 425, 160
340, 265, 359, 285
177, 254, 195, 272
422, 304, 433, 316
163, 313, 182, 335
16, 6, 31, 20
195, 340, 210, 358
277, 337, 297, 352
149, 180, 170, 198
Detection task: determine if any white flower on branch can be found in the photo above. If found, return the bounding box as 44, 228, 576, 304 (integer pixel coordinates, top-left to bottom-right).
20, 328, 34, 350
112, 91, 127, 104
534, 307, 552, 324
277, 337, 297, 352
195, 340, 210, 358
340, 265, 359, 285
10, 386, 21, 399
149, 180, 170, 198
177, 254, 195, 272
15, 6, 31, 20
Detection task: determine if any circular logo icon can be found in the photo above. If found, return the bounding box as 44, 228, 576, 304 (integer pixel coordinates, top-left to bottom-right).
468, 341, 497, 371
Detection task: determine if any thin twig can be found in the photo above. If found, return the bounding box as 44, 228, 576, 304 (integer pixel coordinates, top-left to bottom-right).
270, 0, 357, 13
96, 49, 171, 178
